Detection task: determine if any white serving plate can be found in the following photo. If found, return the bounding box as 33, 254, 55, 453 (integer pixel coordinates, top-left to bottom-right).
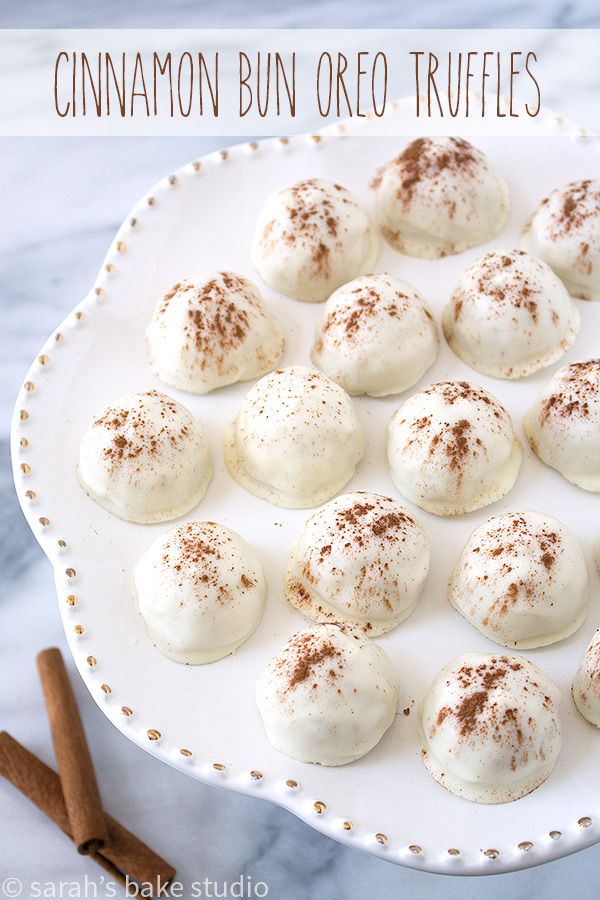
11, 130, 600, 876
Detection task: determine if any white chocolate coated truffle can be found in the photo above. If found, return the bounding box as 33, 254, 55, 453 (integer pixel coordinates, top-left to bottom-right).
572, 631, 600, 727
443, 249, 580, 379
449, 511, 588, 649
372, 137, 509, 259
522, 179, 600, 300
134, 521, 266, 664
387, 381, 522, 516
251, 178, 379, 302
146, 272, 284, 394
524, 359, 600, 492
285, 492, 429, 635
421, 652, 561, 803
78, 391, 211, 524
224, 366, 364, 508
312, 273, 438, 397
256, 622, 398, 765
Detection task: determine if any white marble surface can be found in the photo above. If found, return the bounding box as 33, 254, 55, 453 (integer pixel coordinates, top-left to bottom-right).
2, 1, 600, 897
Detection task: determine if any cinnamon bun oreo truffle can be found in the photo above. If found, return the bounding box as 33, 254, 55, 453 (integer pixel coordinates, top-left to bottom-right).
449, 511, 588, 649
146, 273, 284, 394
371, 137, 509, 259
134, 522, 266, 664
386, 381, 522, 516
256, 622, 398, 765
572, 630, 600, 727
522, 179, 600, 300
251, 178, 379, 302
224, 366, 364, 508
443, 249, 580, 379
78, 391, 211, 523
285, 492, 430, 635
311, 273, 438, 396
524, 359, 600, 492
421, 653, 561, 803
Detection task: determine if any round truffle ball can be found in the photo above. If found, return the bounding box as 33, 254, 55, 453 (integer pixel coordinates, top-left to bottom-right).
522, 179, 600, 300
524, 359, 600, 492
251, 178, 379, 302
78, 390, 211, 523
146, 272, 284, 394
285, 492, 429, 635
371, 137, 509, 259
421, 652, 561, 803
224, 366, 364, 508
134, 521, 266, 664
311, 273, 438, 396
443, 249, 580, 379
386, 381, 522, 516
256, 622, 399, 765
449, 511, 588, 649
572, 630, 600, 727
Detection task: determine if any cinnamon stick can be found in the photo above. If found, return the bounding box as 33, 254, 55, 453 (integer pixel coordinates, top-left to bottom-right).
36, 647, 108, 854
0, 732, 175, 892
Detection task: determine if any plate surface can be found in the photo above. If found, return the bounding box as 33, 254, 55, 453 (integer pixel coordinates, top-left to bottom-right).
11, 131, 600, 875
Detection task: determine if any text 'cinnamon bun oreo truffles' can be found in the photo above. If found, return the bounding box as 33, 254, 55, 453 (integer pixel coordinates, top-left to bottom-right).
146, 272, 284, 394
285, 492, 430, 635
420, 653, 561, 803
251, 178, 379, 302
522, 179, 600, 300
443, 249, 580, 379
449, 511, 588, 649
134, 522, 266, 664
371, 137, 509, 259
572, 631, 600, 727
256, 622, 398, 765
312, 273, 438, 397
78, 390, 211, 523
224, 366, 364, 508
386, 381, 522, 516
524, 359, 600, 492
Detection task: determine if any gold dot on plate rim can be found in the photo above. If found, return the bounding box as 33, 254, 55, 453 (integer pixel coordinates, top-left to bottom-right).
20, 410, 29, 421
179, 748, 192, 758
192, 161, 202, 171
25, 490, 37, 501
219, 150, 228, 160
342, 821, 353, 831
116, 241, 126, 252
75, 311, 84, 321
100, 683, 111, 694
86, 655, 97, 667
408, 845, 422, 855
65, 567, 76, 578
121, 706, 133, 717
58, 539, 67, 548
447, 848, 460, 857
250, 770, 263, 780
24, 381, 35, 392
147, 729, 161, 741
38, 355, 49, 365
105, 262, 115, 272
518, 841, 533, 852
74, 624, 85, 635
212, 762, 226, 771
578, 817, 592, 828
38, 517, 50, 527
168, 174, 177, 185
285, 779, 298, 789
20, 437, 28, 448
313, 801, 326, 815
129, 217, 137, 227
55, 332, 64, 342
147, 196, 156, 206
66, 594, 78, 606
549, 831, 561, 841
483, 848, 500, 859
20, 463, 31, 475
94, 287, 104, 297
375, 833, 388, 846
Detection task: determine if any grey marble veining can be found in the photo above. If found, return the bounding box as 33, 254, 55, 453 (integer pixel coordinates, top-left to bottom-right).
2, 2, 600, 897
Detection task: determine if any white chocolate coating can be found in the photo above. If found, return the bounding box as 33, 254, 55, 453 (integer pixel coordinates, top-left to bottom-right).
251, 178, 379, 302
522, 179, 600, 300
387, 381, 522, 516
443, 249, 580, 379
285, 492, 430, 635
524, 359, 600, 492
421, 652, 561, 803
224, 366, 364, 508
450, 511, 588, 649
572, 630, 600, 727
78, 391, 211, 524
134, 521, 266, 665
146, 272, 284, 394
372, 137, 509, 259
312, 273, 438, 397
256, 622, 399, 765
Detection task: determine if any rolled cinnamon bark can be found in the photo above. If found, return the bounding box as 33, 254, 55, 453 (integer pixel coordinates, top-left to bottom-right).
36, 647, 108, 854
0, 732, 175, 892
